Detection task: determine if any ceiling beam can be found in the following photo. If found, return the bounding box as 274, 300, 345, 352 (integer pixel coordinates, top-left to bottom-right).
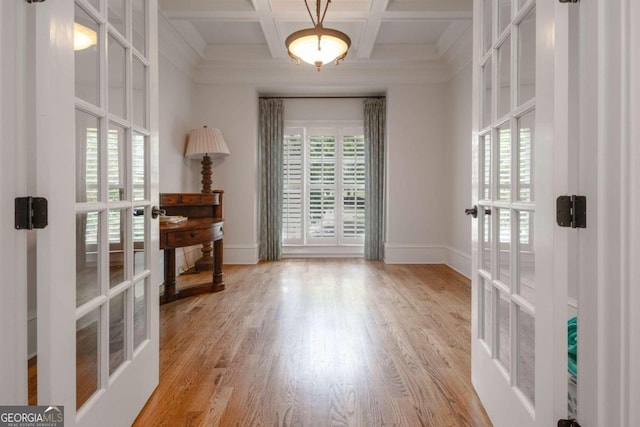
382, 11, 472, 21
254, 0, 288, 59
355, 0, 389, 59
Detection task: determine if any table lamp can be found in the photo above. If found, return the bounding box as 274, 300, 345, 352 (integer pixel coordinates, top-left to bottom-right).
185, 126, 230, 270
184, 126, 230, 193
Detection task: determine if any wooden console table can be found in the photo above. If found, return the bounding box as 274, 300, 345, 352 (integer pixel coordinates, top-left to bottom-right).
159, 192, 224, 304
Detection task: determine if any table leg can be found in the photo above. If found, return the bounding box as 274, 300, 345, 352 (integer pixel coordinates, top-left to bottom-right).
212, 237, 225, 291
161, 249, 179, 304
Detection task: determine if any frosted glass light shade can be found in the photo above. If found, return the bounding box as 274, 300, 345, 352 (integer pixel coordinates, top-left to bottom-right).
184, 127, 230, 159
286, 27, 350, 71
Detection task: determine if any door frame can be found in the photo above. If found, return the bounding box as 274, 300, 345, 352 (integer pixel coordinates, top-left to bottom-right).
579, 0, 640, 425
0, 0, 28, 405
629, 2, 640, 424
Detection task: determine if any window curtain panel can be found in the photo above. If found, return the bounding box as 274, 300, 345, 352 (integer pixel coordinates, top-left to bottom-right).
259, 99, 284, 260
364, 98, 386, 260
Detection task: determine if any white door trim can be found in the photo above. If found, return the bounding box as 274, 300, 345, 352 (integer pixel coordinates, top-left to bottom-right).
0, 0, 28, 405
597, 0, 640, 425
628, 1, 640, 425
578, 0, 640, 425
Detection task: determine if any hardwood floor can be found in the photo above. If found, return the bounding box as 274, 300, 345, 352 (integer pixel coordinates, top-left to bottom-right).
133, 259, 491, 427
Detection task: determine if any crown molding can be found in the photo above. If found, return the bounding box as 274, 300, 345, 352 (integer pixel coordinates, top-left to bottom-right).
441, 24, 472, 80
192, 60, 451, 85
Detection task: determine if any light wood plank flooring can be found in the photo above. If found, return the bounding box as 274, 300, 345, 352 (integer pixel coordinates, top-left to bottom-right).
133, 259, 491, 426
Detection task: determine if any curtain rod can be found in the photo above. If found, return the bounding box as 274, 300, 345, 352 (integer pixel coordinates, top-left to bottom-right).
259, 96, 385, 100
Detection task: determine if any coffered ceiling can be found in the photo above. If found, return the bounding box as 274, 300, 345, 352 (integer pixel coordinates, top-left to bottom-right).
159, 0, 473, 77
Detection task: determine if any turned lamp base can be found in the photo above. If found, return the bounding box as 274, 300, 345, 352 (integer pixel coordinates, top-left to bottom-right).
196, 154, 215, 271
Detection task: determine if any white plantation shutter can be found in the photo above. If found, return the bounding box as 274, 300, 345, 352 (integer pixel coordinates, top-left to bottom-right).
132, 132, 146, 243
341, 132, 365, 243
307, 131, 336, 241
282, 123, 365, 249
283, 129, 304, 243
84, 129, 145, 247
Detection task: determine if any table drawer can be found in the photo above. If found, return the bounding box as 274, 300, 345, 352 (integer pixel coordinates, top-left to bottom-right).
161, 193, 220, 206
166, 227, 213, 247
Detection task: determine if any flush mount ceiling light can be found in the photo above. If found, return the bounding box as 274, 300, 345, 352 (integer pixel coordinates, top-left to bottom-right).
285, 0, 351, 71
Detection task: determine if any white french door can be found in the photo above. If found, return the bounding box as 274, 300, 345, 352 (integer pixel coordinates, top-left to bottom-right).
33, 0, 160, 425
470, 0, 565, 425
0, 0, 28, 405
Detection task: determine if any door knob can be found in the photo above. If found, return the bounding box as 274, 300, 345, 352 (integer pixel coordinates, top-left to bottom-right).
151, 206, 166, 219
465, 205, 478, 218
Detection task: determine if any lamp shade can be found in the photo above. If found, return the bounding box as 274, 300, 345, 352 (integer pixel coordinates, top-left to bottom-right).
184, 127, 230, 159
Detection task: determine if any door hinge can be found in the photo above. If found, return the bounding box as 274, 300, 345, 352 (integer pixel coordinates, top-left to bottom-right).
556, 195, 586, 228
558, 419, 581, 427
559, 0, 579, 3
15, 197, 48, 230
24, 0, 46, 3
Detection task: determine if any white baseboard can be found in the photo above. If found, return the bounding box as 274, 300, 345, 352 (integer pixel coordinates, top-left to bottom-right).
383, 244, 447, 264
224, 244, 259, 264
283, 245, 364, 258
167, 243, 260, 270
445, 246, 471, 279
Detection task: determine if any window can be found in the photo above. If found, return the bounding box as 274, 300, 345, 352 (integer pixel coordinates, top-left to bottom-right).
283, 123, 365, 250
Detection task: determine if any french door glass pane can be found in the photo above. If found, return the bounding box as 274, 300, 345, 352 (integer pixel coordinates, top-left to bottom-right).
482, 59, 493, 129
132, 58, 146, 128
309, 190, 335, 238
483, 0, 493, 53
109, 291, 126, 375
498, 0, 511, 35
75, 5, 100, 106
132, 0, 146, 56
133, 280, 147, 350
482, 278, 492, 344
482, 207, 492, 272
283, 189, 303, 241
132, 132, 146, 201
308, 135, 336, 184
342, 189, 365, 238
517, 306, 535, 405
498, 125, 511, 200
109, 209, 126, 288
482, 134, 491, 199
76, 110, 100, 203
76, 309, 100, 409
498, 36, 511, 119
108, 35, 126, 118
518, 211, 535, 305
109, 123, 126, 201
518, 110, 535, 201
518, 7, 536, 106
497, 292, 511, 372
498, 208, 511, 286
108, 0, 126, 37
133, 207, 146, 275
76, 212, 100, 307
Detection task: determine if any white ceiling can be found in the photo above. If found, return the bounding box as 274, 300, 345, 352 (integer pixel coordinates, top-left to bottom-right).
159, 0, 473, 75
